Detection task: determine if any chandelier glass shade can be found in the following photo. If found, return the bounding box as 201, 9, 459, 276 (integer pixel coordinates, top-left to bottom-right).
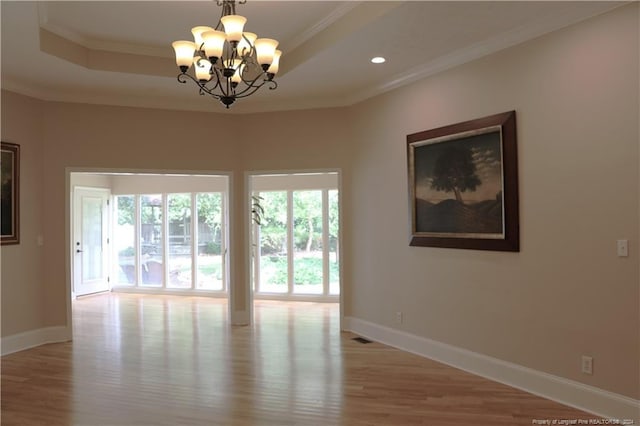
171, 0, 281, 108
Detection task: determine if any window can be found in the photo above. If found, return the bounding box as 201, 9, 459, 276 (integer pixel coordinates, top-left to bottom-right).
140, 194, 163, 287
115, 195, 135, 284
113, 190, 227, 293
251, 173, 339, 299
167, 193, 192, 289
196, 193, 225, 291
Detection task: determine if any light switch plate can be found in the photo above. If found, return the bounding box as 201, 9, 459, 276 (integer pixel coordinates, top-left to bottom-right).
617, 240, 628, 257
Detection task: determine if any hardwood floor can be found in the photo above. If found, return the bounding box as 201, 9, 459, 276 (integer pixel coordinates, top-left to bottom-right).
2, 294, 595, 425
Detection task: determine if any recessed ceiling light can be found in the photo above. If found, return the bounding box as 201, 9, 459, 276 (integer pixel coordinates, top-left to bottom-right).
371, 57, 386, 64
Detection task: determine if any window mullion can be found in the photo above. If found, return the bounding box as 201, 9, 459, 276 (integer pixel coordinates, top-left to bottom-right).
135, 194, 141, 288
162, 194, 168, 289
322, 189, 329, 297
287, 190, 294, 295
191, 193, 197, 290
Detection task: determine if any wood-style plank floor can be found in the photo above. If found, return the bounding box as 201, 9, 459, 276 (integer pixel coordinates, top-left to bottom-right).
2, 294, 596, 425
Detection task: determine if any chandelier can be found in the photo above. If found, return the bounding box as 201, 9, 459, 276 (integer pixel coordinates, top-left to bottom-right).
171, 0, 281, 108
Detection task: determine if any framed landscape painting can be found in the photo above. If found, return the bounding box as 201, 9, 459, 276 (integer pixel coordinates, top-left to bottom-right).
406, 111, 519, 251
1, 142, 20, 245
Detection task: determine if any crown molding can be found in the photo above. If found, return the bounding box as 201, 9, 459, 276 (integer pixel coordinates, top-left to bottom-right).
37, 2, 170, 59
1, 76, 343, 115
280, 1, 362, 52
343, 2, 625, 107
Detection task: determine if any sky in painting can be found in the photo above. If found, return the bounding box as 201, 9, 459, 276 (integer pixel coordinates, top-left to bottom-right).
414, 130, 503, 203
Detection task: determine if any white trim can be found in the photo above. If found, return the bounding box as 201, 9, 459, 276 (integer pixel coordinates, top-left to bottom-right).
281, 1, 362, 52
344, 316, 640, 422
38, 3, 169, 59
1, 326, 71, 356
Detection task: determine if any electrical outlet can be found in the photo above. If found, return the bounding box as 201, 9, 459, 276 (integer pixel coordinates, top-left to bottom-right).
396, 311, 403, 324
581, 355, 593, 375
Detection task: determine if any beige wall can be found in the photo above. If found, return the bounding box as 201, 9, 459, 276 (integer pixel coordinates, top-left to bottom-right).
39, 103, 244, 325
0, 91, 46, 336
347, 4, 639, 399
3, 100, 352, 328
0, 2, 637, 402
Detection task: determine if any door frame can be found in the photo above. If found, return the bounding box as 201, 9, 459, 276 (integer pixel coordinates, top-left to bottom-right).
65, 168, 236, 341
71, 186, 111, 298
245, 169, 344, 329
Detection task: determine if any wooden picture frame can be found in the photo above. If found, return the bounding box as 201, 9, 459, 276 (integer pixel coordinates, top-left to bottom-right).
1, 142, 20, 245
407, 111, 519, 251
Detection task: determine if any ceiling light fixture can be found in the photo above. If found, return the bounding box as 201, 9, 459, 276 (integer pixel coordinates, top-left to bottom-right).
371, 57, 386, 64
172, 0, 281, 109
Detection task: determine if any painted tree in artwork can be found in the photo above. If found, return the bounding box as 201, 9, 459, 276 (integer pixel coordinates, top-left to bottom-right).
430, 145, 481, 203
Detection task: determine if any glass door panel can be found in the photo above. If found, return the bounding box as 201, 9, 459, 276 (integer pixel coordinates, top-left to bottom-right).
140, 194, 163, 287
258, 191, 288, 293
196, 193, 223, 291
293, 190, 323, 294
167, 193, 192, 289
73, 188, 110, 297
82, 196, 103, 281
115, 195, 136, 285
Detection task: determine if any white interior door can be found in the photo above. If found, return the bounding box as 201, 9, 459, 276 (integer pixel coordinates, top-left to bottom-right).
73, 187, 110, 297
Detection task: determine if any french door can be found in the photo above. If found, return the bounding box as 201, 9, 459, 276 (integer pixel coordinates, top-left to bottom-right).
251, 173, 340, 299
73, 187, 110, 297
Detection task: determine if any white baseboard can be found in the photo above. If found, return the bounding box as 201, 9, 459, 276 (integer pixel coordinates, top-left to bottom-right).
1, 326, 71, 356
344, 316, 640, 422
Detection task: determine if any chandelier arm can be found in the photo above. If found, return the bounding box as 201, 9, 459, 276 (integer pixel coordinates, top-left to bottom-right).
177, 73, 192, 84
234, 79, 277, 99
238, 80, 277, 98
237, 65, 262, 86
232, 80, 264, 97
202, 70, 230, 99
177, 72, 227, 101
266, 80, 278, 91
232, 71, 276, 97
205, 68, 225, 93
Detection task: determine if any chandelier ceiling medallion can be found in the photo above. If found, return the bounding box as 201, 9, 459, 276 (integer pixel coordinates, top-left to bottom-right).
171, 0, 281, 108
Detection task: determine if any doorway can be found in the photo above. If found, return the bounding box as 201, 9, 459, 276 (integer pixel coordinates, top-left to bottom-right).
70, 172, 231, 298
72, 187, 111, 297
